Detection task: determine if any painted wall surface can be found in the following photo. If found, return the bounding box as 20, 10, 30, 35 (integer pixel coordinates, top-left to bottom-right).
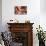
2, 0, 46, 46
2, 0, 40, 31
0, 0, 2, 32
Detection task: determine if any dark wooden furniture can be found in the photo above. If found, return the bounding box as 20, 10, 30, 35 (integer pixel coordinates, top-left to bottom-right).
7, 23, 34, 46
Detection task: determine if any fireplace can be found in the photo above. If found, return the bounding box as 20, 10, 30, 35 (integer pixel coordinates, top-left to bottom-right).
11, 32, 28, 46
7, 23, 34, 46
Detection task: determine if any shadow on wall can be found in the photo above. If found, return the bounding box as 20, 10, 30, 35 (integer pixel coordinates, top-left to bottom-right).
0, 0, 2, 32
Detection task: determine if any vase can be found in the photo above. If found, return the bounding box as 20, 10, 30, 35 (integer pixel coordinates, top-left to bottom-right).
39, 40, 45, 46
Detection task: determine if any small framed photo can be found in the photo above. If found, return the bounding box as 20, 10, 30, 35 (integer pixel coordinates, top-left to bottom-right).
14, 6, 27, 15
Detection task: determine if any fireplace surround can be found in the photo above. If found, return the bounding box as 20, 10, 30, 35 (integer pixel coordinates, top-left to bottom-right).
7, 23, 34, 46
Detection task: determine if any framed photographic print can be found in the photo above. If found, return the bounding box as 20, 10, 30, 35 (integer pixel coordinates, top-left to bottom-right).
14, 6, 27, 15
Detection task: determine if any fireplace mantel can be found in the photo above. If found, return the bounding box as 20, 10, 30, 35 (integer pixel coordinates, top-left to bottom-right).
7, 23, 34, 46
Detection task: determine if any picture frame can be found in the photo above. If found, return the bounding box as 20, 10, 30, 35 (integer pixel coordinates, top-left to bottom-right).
14, 6, 27, 15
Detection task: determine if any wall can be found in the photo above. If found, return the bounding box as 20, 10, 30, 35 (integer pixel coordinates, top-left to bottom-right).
2, 0, 40, 31
2, 0, 46, 46
40, 0, 46, 32
0, 0, 2, 32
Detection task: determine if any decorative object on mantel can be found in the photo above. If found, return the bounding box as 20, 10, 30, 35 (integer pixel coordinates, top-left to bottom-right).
25, 20, 30, 23
36, 25, 46, 46
10, 20, 13, 21
9, 19, 19, 23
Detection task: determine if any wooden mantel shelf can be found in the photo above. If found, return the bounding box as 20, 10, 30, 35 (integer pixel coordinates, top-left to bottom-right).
7, 23, 34, 25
